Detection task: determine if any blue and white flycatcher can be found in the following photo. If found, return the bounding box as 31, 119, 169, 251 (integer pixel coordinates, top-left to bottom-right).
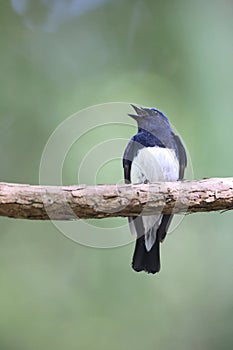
123, 105, 187, 274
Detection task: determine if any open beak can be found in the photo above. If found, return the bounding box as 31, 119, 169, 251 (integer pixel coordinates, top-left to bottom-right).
128, 104, 146, 120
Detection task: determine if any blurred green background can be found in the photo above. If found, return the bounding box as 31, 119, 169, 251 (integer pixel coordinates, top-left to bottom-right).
1, 0, 233, 349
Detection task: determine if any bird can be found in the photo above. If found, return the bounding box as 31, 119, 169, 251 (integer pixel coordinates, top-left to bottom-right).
123, 104, 187, 274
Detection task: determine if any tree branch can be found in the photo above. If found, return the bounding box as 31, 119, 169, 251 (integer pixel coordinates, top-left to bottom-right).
0, 178, 233, 220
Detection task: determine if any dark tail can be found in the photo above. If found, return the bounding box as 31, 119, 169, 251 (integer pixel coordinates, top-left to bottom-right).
132, 235, 160, 274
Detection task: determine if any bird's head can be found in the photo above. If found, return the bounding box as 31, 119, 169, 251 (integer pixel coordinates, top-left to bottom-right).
128, 104, 171, 133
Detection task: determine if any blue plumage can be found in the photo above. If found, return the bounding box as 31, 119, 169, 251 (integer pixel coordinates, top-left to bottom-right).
133, 130, 166, 148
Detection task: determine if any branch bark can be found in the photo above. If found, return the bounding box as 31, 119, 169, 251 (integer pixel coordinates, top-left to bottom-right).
0, 178, 233, 220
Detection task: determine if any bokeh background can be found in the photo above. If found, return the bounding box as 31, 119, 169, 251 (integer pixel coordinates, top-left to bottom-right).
1, 0, 233, 349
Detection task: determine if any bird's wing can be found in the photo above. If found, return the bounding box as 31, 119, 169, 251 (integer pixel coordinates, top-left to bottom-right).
123, 138, 146, 237
123, 138, 136, 183
158, 133, 187, 242
173, 133, 187, 179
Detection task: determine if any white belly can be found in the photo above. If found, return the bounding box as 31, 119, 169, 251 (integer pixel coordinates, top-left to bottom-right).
130, 146, 179, 251
131, 146, 179, 183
